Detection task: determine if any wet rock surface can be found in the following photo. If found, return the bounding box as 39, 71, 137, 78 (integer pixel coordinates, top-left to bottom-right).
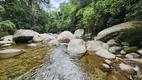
0, 49, 22, 59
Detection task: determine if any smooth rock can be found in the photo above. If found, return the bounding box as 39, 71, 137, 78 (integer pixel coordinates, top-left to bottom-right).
137, 50, 142, 55
1, 44, 11, 47
101, 63, 111, 72
0, 49, 22, 59
67, 39, 86, 59
40, 34, 56, 41
27, 43, 37, 48
0, 35, 13, 41
96, 49, 116, 59
57, 31, 75, 43
109, 47, 116, 53
105, 59, 112, 65
119, 63, 136, 75
33, 34, 56, 42
48, 39, 59, 46
0, 41, 14, 45
109, 46, 121, 54
106, 39, 118, 46
74, 29, 84, 38
128, 53, 140, 58
13, 29, 39, 42
120, 50, 126, 55
32, 35, 43, 42
125, 54, 134, 59
87, 41, 109, 52
60, 43, 68, 46
96, 21, 142, 40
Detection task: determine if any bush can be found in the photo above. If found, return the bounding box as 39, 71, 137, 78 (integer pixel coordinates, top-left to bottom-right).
0, 20, 16, 37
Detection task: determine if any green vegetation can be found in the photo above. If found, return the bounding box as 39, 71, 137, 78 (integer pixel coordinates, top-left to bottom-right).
0, 0, 142, 36
123, 46, 138, 53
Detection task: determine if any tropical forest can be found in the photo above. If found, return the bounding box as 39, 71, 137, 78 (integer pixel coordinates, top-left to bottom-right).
0, 0, 142, 80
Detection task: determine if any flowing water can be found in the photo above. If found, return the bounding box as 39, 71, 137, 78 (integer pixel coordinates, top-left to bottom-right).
0, 44, 107, 80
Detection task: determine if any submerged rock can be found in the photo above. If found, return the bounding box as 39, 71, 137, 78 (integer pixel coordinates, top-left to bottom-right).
0, 49, 22, 59
27, 43, 37, 49
67, 39, 86, 59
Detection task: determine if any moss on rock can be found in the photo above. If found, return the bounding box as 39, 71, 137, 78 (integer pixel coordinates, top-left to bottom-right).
123, 46, 138, 53
81, 53, 107, 80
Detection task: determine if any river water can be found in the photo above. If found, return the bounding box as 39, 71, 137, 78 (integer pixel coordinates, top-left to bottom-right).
0, 44, 107, 80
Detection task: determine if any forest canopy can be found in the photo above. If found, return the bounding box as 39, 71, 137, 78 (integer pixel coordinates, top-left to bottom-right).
0, 0, 142, 37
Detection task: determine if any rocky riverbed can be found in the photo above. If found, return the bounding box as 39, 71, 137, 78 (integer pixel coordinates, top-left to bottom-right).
0, 22, 142, 80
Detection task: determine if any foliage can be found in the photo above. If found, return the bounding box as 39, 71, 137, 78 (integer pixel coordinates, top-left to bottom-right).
0, 20, 16, 37
0, 5, 5, 13
0, 0, 142, 37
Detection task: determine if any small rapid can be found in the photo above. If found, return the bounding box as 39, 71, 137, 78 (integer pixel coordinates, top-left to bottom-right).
18, 46, 88, 80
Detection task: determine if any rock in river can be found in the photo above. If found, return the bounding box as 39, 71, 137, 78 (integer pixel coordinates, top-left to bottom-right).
74, 29, 84, 38
96, 21, 142, 41
13, 29, 39, 43
57, 31, 75, 43
67, 39, 86, 59
0, 49, 22, 59
87, 41, 109, 52
27, 43, 37, 49
96, 49, 116, 59
119, 63, 136, 75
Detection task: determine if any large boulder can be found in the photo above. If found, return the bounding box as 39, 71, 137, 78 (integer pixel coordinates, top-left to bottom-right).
67, 39, 86, 59
13, 29, 39, 42
57, 31, 75, 43
0, 49, 22, 59
33, 33, 56, 42
96, 49, 116, 59
87, 41, 109, 52
96, 21, 142, 41
74, 29, 84, 38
